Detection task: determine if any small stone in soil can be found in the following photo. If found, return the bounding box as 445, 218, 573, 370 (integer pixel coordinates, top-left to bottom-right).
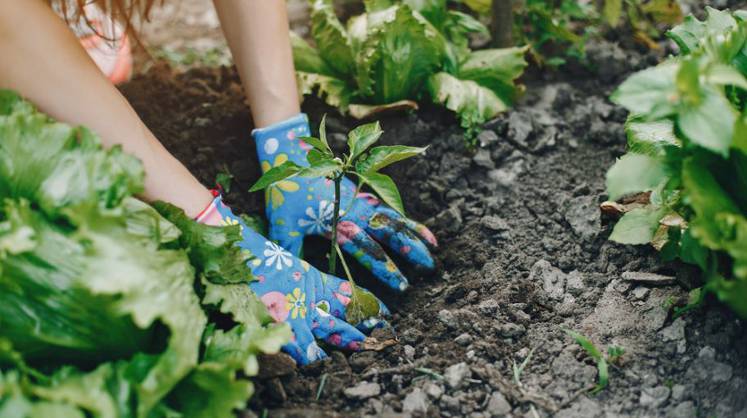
669, 401, 697, 418
402, 388, 429, 414
425, 382, 444, 399
631, 286, 650, 301
563, 195, 601, 241
438, 309, 458, 329
403, 344, 416, 360
343, 382, 381, 401
444, 362, 472, 389
472, 148, 494, 169
639, 385, 670, 408
485, 392, 512, 416
455, 333, 473, 346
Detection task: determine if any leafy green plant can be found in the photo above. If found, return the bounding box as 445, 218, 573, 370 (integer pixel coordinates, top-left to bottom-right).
0, 90, 291, 418
604, 8, 747, 318
293, 0, 528, 137
563, 330, 625, 394
250, 116, 426, 324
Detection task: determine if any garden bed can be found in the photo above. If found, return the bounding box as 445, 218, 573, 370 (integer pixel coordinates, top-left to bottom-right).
120, 35, 747, 417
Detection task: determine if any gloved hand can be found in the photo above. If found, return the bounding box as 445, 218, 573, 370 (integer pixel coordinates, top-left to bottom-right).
200, 195, 389, 365
252, 114, 438, 292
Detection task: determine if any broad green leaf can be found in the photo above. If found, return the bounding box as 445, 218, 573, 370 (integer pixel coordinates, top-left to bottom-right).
677, 87, 736, 157
734, 114, 747, 153
356, 4, 446, 102
249, 161, 302, 192
625, 118, 680, 156
458, 47, 529, 105
611, 62, 679, 117
319, 114, 330, 149
296, 72, 352, 111
348, 121, 384, 161
609, 206, 667, 245
442, 10, 489, 67
360, 172, 405, 215
606, 154, 668, 201
307, 148, 328, 166
297, 159, 343, 179
290, 32, 334, 76
309, 0, 355, 77
403, 0, 448, 29
427, 72, 508, 131
356, 145, 428, 174
602, 0, 623, 27
364, 0, 394, 13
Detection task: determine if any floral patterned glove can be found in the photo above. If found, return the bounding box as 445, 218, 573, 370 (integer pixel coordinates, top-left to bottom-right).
197, 195, 389, 365
253, 114, 438, 292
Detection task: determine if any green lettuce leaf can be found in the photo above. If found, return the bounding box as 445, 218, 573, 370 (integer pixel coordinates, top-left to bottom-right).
427, 72, 508, 130
457, 47, 529, 106
310, 0, 355, 77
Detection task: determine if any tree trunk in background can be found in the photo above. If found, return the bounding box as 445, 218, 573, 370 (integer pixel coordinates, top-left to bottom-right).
491, 0, 514, 48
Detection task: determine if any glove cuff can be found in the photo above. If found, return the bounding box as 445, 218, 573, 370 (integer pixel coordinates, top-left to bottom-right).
195, 192, 224, 226
252, 113, 312, 170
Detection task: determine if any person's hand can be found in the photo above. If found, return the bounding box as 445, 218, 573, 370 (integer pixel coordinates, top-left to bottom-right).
209, 195, 389, 365
252, 114, 437, 292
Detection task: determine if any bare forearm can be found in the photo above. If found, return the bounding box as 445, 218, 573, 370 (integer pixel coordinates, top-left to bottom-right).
213, 0, 300, 128
0, 0, 211, 216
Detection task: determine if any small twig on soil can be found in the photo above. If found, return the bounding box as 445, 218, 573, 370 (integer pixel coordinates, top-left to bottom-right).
316, 373, 328, 400
361, 358, 429, 379
557, 385, 598, 409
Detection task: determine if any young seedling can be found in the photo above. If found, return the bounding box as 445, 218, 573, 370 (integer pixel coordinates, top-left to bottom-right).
563, 329, 625, 394
250, 116, 427, 324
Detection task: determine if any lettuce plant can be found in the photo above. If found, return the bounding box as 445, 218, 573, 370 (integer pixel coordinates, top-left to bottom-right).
293, 0, 528, 136
0, 90, 291, 418
604, 8, 747, 318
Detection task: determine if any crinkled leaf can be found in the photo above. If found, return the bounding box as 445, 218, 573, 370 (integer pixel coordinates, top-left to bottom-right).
625, 118, 680, 156
458, 47, 529, 106
249, 160, 302, 192
297, 72, 352, 112
606, 153, 669, 200
163, 364, 252, 418
310, 0, 355, 77
290, 32, 335, 76
153, 201, 253, 284
201, 278, 273, 328
427, 72, 508, 131
360, 172, 405, 215
357, 5, 446, 103
461, 0, 491, 14
356, 145, 427, 174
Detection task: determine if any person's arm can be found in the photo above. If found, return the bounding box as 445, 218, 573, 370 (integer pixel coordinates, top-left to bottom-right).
0, 0, 213, 217
212, 0, 300, 128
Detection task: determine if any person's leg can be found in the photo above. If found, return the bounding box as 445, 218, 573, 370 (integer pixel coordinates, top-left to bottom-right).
212, 0, 300, 128
0, 0, 212, 217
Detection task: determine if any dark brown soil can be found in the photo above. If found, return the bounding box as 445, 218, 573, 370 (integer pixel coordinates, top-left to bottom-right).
120, 36, 747, 418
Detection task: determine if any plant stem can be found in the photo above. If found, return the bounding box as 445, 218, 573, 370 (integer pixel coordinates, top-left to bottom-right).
336, 243, 354, 284
329, 175, 342, 273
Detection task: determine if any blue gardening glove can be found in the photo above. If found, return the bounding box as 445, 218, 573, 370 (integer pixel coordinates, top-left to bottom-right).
204, 195, 389, 365
252, 114, 438, 292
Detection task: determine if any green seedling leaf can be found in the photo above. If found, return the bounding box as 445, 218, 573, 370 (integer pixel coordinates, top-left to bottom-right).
360, 172, 406, 215
356, 145, 428, 174
606, 153, 668, 201
249, 161, 302, 192
345, 288, 382, 325
297, 159, 343, 179
319, 114, 330, 149
348, 121, 384, 162
563, 329, 609, 394
707, 63, 747, 90
609, 206, 667, 245
607, 346, 626, 364
512, 347, 535, 387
